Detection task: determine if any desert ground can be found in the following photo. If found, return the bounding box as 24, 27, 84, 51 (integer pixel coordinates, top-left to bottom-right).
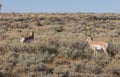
0, 13, 120, 77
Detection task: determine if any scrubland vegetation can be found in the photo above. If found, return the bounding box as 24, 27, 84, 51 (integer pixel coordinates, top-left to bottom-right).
0, 13, 120, 77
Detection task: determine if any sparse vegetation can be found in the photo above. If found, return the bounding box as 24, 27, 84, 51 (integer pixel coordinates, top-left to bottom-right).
0, 13, 120, 77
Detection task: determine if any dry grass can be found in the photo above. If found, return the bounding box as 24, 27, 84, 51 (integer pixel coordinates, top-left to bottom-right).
0, 13, 120, 77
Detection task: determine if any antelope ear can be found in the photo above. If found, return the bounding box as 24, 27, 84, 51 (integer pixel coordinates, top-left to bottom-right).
87, 36, 93, 41
90, 37, 93, 40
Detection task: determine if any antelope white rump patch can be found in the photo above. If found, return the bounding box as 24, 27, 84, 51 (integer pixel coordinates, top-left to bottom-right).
20, 38, 25, 43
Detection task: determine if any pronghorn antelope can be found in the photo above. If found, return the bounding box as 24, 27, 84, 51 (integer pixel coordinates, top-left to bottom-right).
86, 36, 108, 56
20, 31, 34, 43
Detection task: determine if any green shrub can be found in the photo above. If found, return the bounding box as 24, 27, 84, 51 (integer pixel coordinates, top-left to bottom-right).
54, 66, 69, 77
0, 71, 5, 77
72, 60, 102, 74
107, 41, 120, 57
58, 41, 87, 59
103, 60, 120, 77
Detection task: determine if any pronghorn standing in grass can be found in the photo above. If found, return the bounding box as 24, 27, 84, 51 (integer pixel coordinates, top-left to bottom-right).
86, 36, 108, 56
20, 31, 34, 43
